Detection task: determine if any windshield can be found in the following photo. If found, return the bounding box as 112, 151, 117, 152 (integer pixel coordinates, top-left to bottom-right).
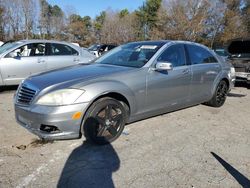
214, 49, 229, 57
0, 42, 21, 54
95, 42, 165, 68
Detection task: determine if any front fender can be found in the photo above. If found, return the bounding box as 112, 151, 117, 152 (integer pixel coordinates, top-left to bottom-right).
75, 80, 137, 114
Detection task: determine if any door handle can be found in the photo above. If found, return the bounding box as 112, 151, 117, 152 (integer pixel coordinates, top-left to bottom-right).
182, 69, 190, 75
74, 58, 80, 62
38, 59, 45, 63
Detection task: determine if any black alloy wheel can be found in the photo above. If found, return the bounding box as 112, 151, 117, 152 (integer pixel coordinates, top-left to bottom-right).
83, 97, 126, 145
206, 80, 228, 107
215, 81, 228, 106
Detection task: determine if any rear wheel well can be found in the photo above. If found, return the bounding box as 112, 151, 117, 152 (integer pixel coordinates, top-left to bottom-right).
221, 78, 229, 90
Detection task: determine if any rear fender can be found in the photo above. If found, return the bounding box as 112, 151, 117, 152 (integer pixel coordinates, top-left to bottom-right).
211, 71, 230, 96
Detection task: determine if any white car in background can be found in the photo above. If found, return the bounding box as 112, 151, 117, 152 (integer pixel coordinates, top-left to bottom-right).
0, 40, 96, 87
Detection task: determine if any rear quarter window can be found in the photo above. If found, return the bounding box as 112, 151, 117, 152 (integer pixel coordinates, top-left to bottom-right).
49, 43, 79, 56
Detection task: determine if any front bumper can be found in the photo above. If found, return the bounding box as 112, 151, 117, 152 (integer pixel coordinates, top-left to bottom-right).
15, 103, 89, 140
235, 72, 250, 83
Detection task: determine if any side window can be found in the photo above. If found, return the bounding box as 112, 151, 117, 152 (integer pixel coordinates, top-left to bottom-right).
49, 43, 79, 56
186, 45, 218, 64
157, 44, 186, 67
6, 43, 45, 57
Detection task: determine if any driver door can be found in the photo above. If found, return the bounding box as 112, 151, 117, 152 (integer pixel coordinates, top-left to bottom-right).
146, 44, 192, 112
0, 43, 47, 85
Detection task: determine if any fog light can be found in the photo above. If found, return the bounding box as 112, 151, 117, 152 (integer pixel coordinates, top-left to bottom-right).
72, 112, 82, 120
40, 124, 59, 133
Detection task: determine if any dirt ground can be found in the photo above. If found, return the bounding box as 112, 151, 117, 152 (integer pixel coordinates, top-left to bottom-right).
0, 85, 250, 188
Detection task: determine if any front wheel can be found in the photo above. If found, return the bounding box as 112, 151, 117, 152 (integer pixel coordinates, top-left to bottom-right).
82, 97, 126, 145
206, 80, 228, 107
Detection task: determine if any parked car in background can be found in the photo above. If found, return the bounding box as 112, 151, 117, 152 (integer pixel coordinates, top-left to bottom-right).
15, 40, 234, 145
226, 38, 250, 88
88, 44, 117, 57
214, 48, 229, 58
0, 40, 96, 87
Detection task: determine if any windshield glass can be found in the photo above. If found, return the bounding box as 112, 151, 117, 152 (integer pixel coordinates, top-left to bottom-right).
0, 42, 20, 54
214, 49, 229, 57
96, 42, 165, 68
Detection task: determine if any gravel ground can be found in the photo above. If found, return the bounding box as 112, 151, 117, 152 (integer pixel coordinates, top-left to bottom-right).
0, 86, 250, 188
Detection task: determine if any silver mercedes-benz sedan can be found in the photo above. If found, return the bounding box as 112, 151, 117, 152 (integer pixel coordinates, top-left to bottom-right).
0, 40, 95, 87
14, 40, 235, 145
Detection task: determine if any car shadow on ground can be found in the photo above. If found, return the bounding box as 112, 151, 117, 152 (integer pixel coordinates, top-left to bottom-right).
57, 141, 120, 188
211, 152, 250, 187
227, 93, 246, 98
235, 82, 250, 89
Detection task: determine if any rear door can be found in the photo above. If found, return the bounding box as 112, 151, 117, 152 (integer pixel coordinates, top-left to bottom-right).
46, 43, 80, 70
0, 43, 47, 85
185, 44, 221, 102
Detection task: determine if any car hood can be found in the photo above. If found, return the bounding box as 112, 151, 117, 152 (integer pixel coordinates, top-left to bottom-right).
25, 64, 133, 90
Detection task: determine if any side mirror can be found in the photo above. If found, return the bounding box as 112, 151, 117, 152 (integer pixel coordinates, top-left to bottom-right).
155, 62, 173, 71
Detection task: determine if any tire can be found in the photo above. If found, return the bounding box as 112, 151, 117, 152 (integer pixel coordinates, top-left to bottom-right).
206, 80, 228, 107
0, 86, 4, 93
82, 97, 126, 145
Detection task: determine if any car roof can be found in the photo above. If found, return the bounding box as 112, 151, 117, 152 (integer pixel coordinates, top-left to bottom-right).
126, 40, 210, 50
18, 39, 75, 44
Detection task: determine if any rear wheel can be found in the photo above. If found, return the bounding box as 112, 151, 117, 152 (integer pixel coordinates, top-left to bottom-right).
82, 97, 126, 145
206, 80, 228, 107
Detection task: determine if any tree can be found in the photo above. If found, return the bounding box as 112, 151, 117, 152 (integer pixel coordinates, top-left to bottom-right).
119, 9, 129, 18
21, 0, 36, 39
242, 0, 250, 35
100, 10, 137, 44
136, 0, 162, 40
0, 1, 5, 40
39, 0, 65, 39
94, 11, 106, 42
219, 0, 248, 43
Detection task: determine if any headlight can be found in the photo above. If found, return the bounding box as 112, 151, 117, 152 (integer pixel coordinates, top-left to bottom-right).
230, 66, 236, 77
36, 89, 85, 106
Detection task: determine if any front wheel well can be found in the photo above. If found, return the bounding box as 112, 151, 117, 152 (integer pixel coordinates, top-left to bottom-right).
84, 92, 130, 121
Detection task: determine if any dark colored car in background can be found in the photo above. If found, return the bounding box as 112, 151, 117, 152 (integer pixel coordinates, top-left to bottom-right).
88, 44, 117, 57
227, 38, 250, 87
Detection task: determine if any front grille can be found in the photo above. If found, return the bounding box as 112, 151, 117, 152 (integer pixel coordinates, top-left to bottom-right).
234, 67, 246, 72
17, 85, 37, 105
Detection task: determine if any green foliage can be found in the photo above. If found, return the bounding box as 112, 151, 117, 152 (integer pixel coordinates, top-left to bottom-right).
119, 9, 129, 18
136, 0, 162, 40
